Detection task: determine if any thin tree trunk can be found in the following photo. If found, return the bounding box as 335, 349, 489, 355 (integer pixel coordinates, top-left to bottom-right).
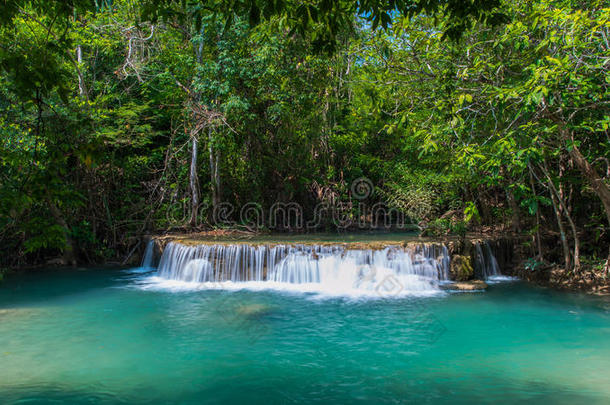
540, 161, 581, 270
559, 127, 610, 226
558, 157, 567, 216
189, 135, 199, 227
189, 26, 204, 227
47, 197, 77, 266
477, 187, 492, 225
76, 45, 86, 98
214, 151, 220, 204
209, 127, 220, 211
209, 129, 215, 210
506, 188, 521, 233
528, 168, 543, 260
548, 181, 571, 270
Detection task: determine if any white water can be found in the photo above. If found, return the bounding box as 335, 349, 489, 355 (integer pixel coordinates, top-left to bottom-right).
137, 240, 509, 297
487, 275, 519, 283
473, 241, 502, 279
141, 239, 156, 268
140, 242, 454, 297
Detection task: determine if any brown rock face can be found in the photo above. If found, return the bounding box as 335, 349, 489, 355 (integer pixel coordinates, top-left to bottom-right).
450, 255, 474, 281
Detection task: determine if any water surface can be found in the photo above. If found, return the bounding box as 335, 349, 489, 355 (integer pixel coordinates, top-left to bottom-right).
1, 268, 610, 404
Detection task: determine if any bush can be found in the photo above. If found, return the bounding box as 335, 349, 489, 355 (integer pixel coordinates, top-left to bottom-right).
423, 218, 467, 237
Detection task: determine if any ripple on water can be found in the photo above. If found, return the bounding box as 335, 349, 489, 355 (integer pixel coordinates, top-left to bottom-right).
1, 268, 609, 404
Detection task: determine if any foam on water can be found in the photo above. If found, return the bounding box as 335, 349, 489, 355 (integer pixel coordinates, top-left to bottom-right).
487, 275, 520, 283
133, 277, 444, 298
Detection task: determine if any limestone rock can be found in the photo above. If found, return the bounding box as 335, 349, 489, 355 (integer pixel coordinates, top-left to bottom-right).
441, 280, 488, 291
450, 254, 474, 281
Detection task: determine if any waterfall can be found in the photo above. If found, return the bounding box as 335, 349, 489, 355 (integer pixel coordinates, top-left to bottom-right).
474, 241, 501, 279
151, 242, 453, 296
141, 240, 156, 268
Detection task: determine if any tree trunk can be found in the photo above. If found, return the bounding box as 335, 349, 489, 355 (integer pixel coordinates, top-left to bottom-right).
560, 127, 610, 226
548, 181, 571, 270
540, 161, 581, 270
506, 188, 521, 233
189, 135, 199, 227
215, 152, 220, 205
477, 188, 492, 225
76, 45, 85, 97
209, 127, 221, 212
74, 44, 89, 100
528, 168, 543, 259
47, 197, 77, 266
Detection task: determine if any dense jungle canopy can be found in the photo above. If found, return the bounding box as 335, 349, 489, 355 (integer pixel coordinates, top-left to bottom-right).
0, 0, 608, 271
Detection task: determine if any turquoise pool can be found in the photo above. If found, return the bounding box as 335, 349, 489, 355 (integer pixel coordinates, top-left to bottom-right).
1, 267, 609, 404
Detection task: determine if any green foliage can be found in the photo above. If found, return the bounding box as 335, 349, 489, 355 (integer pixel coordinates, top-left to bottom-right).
524, 258, 545, 272
464, 202, 481, 224
425, 218, 468, 237
0, 0, 608, 267
141, 0, 507, 48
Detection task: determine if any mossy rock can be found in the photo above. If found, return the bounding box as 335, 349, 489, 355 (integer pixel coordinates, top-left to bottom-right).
450, 255, 474, 281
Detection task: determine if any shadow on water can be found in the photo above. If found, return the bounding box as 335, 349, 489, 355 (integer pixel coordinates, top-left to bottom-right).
2, 371, 608, 405
487, 281, 610, 314
0, 267, 126, 308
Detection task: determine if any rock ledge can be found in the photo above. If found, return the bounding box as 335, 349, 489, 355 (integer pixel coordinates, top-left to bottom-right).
441, 280, 488, 291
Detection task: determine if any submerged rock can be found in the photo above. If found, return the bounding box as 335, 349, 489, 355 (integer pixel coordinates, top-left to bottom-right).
441, 280, 488, 291
236, 304, 273, 318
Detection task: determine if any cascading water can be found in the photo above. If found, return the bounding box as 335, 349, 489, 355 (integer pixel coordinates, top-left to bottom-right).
141, 239, 156, 268
474, 241, 501, 279
148, 242, 453, 296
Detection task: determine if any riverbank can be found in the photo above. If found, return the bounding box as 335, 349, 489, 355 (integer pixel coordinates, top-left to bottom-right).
518, 265, 610, 296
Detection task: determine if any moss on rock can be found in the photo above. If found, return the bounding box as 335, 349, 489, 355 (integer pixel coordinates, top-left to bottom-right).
450, 255, 474, 281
